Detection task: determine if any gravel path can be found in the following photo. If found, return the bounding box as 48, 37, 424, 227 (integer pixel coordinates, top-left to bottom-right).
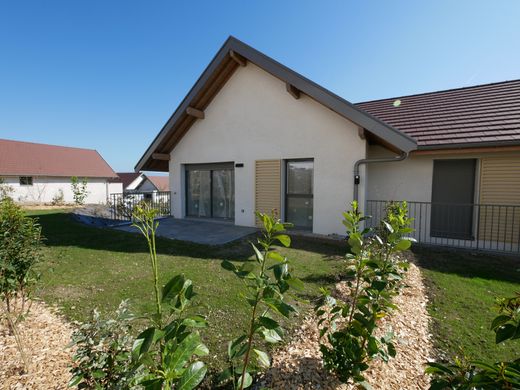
0, 300, 74, 389
260, 263, 433, 389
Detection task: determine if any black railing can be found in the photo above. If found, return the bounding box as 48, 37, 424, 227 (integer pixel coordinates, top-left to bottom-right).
366, 200, 520, 254
109, 191, 171, 221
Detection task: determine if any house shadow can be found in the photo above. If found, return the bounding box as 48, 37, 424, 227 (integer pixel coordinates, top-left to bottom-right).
409, 245, 520, 284
32, 212, 255, 263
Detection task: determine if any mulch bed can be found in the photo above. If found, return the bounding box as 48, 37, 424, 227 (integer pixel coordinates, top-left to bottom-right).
0, 300, 74, 390
259, 262, 433, 389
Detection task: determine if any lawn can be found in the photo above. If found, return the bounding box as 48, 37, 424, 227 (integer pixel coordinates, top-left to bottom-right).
412, 247, 519, 363
28, 209, 346, 371
27, 209, 520, 375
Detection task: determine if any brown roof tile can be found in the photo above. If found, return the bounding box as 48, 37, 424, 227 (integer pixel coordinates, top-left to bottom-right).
0, 139, 117, 178
116, 172, 141, 189
146, 175, 169, 191
356, 79, 520, 148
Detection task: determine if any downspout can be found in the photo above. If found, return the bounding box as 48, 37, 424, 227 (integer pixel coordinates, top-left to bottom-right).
353, 152, 409, 201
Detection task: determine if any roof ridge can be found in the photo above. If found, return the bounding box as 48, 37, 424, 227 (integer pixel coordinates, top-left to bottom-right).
355, 78, 520, 105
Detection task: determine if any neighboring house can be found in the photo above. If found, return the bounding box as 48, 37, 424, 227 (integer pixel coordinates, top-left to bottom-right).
116, 172, 169, 193
116, 172, 142, 192
0, 139, 121, 204
136, 37, 519, 252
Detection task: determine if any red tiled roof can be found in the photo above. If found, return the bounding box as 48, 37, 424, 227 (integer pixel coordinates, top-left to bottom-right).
146, 175, 169, 191
0, 139, 117, 178
355, 79, 520, 148
116, 172, 141, 189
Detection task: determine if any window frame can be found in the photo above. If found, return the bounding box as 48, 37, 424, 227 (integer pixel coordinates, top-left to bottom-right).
19, 176, 33, 186
284, 158, 314, 230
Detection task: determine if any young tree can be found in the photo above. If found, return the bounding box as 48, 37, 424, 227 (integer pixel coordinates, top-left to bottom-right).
71, 176, 89, 205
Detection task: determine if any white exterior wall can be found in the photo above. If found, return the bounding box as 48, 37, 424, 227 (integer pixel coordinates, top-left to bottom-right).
366, 146, 520, 203
136, 178, 158, 192
365, 146, 520, 251
366, 146, 434, 203
169, 63, 367, 235
108, 181, 124, 195
2, 176, 115, 204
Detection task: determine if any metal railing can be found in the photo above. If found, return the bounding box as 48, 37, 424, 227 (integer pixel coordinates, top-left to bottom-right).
366, 200, 520, 254
109, 191, 171, 221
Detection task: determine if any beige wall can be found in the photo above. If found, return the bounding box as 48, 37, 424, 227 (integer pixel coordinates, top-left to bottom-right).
169, 63, 367, 235
2, 176, 116, 204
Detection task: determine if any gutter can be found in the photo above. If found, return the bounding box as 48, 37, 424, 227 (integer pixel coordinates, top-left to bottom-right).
353, 152, 409, 201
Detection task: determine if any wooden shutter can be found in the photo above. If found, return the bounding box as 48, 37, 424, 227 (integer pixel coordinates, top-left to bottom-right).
255, 160, 281, 226
479, 156, 520, 242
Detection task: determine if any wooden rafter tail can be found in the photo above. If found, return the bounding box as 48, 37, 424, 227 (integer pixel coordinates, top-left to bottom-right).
186, 107, 205, 119
286, 83, 301, 99
229, 50, 247, 66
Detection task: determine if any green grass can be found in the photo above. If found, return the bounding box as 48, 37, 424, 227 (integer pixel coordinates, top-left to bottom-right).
413, 247, 520, 363
26, 209, 520, 373
27, 209, 345, 370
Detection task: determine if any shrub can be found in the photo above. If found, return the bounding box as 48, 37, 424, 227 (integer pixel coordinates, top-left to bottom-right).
0, 178, 14, 201
0, 197, 43, 313
219, 212, 303, 389
69, 300, 136, 389
71, 176, 89, 205
130, 202, 208, 389
51, 189, 65, 206
317, 201, 413, 386
426, 293, 520, 389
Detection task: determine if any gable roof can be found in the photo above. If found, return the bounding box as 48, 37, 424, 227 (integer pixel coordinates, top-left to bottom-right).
0, 139, 117, 178
116, 172, 142, 189
135, 36, 417, 171
146, 175, 169, 191
356, 79, 520, 150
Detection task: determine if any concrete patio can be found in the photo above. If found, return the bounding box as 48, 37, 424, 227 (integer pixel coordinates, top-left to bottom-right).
113, 217, 258, 245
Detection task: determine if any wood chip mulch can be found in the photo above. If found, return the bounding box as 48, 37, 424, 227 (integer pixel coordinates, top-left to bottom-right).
0, 300, 75, 390
259, 262, 433, 390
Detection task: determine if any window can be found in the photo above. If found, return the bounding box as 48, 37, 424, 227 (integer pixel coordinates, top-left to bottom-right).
185, 163, 235, 220
431, 159, 476, 239
285, 159, 313, 229
19, 176, 33, 186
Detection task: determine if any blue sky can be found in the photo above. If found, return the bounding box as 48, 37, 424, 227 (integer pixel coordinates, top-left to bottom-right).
1, 1, 519, 172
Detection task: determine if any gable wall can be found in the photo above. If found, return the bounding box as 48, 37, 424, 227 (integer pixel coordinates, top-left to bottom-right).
169, 63, 367, 235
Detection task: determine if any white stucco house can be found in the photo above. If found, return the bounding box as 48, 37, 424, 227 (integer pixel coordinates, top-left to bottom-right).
0, 139, 121, 204
116, 172, 169, 193
135, 37, 520, 253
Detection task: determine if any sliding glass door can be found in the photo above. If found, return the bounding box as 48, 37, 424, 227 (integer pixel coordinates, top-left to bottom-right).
186, 163, 235, 220
285, 159, 313, 229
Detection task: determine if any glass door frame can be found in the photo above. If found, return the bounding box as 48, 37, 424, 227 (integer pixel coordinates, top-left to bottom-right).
284, 158, 314, 230
184, 162, 235, 220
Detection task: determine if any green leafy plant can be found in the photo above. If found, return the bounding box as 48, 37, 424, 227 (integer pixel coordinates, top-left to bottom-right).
0, 197, 43, 313
219, 212, 303, 389
130, 202, 208, 389
0, 178, 14, 200
426, 294, 520, 389
0, 197, 43, 374
71, 176, 89, 205
317, 201, 413, 386
69, 300, 136, 389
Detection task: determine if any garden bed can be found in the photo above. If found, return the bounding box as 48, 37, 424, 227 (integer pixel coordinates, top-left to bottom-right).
259, 262, 433, 389
0, 300, 74, 389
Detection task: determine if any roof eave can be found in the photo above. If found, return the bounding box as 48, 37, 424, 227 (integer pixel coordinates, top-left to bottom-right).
416, 139, 520, 151
135, 36, 417, 171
